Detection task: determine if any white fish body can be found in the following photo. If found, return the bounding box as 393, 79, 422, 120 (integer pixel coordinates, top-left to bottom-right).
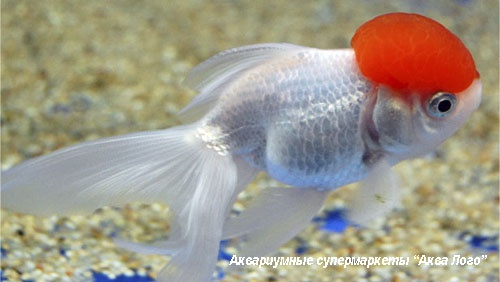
1, 43, 481, 281
191, 45, 373, 189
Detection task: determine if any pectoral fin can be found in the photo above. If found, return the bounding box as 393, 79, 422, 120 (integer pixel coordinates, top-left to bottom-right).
346, 160, 400, 226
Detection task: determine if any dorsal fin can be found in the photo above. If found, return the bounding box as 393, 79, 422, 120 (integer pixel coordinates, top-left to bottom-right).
178, 43, 305, 122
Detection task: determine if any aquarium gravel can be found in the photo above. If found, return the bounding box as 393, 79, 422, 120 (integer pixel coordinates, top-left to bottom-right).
1, 0, 498, 281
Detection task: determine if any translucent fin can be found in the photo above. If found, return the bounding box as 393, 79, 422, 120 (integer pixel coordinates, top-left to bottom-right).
178, 43, 306, 122
346, 160, 400, 226
2, 122, 251, 281
223, 187, 328, 257
113, 158, 258, 257
1, 124, 206, 215
113, 237, 182, 256
183, 43, 304, 91
156, 148, 238, 282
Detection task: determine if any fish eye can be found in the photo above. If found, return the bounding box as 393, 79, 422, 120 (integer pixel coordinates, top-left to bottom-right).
426, 92, 457, 118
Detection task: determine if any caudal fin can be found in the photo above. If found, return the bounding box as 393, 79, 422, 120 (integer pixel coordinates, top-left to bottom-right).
1, 123, 252, 281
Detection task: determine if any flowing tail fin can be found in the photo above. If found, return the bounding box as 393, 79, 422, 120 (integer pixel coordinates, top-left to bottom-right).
1, 123, 252, 281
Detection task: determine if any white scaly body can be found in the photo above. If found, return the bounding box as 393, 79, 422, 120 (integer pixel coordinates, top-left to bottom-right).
1, 43, 481, 281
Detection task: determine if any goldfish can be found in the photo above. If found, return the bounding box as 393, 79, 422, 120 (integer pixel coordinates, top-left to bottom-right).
1, 12, 481, 281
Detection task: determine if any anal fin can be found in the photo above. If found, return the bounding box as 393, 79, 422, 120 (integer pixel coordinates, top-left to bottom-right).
223, 187, 328, 257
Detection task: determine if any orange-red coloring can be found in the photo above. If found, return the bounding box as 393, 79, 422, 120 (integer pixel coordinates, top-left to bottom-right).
351, 12, 479, 97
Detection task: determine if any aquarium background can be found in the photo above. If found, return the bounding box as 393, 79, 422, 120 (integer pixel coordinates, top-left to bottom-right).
1, 0, 498, 281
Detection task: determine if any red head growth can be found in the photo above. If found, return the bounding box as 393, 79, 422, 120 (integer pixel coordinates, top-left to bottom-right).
351, 12, 479, 97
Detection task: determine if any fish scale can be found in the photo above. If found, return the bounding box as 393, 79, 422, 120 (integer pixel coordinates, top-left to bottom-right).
202, 49, 373, 189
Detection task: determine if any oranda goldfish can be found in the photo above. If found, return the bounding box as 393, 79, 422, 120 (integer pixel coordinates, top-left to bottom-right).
1, 12, 481, 281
